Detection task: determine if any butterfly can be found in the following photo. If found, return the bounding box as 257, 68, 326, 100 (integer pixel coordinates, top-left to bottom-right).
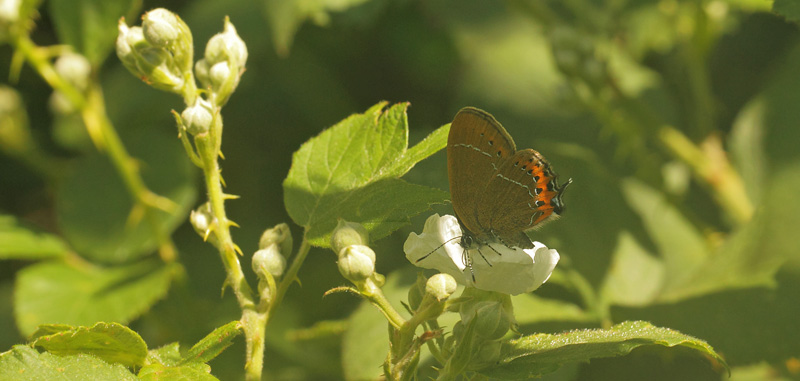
447, 107, 572, 254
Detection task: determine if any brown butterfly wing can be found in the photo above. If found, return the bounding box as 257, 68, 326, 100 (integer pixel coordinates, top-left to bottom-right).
447, 107, 516, 241
476, 149, 562, 249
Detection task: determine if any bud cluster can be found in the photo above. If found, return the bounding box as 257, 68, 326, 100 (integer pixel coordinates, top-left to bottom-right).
116, 8, 194, 94
194, 17, 248, 106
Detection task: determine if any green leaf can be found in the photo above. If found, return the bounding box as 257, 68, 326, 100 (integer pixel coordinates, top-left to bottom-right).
263, 0, 373, 56
56, 128, 195, 263
29, 324, 76, 340
48, 0, 137, 65
31, 322, 147, 367
138, 363, 217, 381
0, 215, 68, 260
14, 259, 176, 336
774, 0, 800, 25
147, 342, 183, 367
0, 345, 137, 380
180, 321, 242, 365
480, 321, 727, 379
283, 102, 449, 247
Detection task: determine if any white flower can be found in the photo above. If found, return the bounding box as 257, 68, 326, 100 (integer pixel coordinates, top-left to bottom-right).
404, 214, 560, 295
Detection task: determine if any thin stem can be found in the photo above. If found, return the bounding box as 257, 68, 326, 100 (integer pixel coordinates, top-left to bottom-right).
363, 282, 407, 330
659, 126, 753, 224
268, 235, 312, 317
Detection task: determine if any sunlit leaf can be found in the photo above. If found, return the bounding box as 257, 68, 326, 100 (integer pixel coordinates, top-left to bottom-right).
283, 102, 448, 247
480, 321, 727, 379
31, 322, 147, 367
0, 345, 137, 380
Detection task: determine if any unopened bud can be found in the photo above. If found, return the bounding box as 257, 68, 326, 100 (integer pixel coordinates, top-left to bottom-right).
200, 18, 247, 105
204, 18, 247, 66
54, 53, 91, 91
337, 245, 375, 284
142, 8, 181, 48
252, 244, 286, 279
116, 11, 191, 94
330, 219, 368, 254
426, 273, 457, 302
259, 223, 293, 257
190, 202, 215, 239
180, 99, 214, 136
459, 289, 516, 341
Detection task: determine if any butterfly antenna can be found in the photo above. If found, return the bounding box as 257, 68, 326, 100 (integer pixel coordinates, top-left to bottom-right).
415, 235, 461, 263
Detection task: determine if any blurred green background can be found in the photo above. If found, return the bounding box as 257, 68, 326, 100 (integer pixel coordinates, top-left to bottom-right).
2, 0, 800, 379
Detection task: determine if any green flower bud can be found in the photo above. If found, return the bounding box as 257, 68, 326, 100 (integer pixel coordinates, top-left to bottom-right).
258, 222, 293, 256
330, 219, 368, 254
116, 12, 191, 94
180, 99, 214, 136
209, 61, 231, 88
190, 202, 215, 239
201, 18, 247, 105
48, 90, 76, 115
116, 22, 141, 70
458, 289, 516, 340
142, 8, 181, 48
54, 53, 91, 91
142, 8, 193, 71
475, 301, 511, 340
194, 59, 211, 89
204, 18, 248, 66
252, 244, 286, 279
337, 245, 375, 284
426, 273, 457, 302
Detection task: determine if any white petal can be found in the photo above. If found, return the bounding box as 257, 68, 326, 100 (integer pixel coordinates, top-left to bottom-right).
404, 214, 560, 295
403, 214, 467, 283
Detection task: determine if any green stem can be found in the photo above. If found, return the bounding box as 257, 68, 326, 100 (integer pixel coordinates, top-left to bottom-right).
196, 129, 255, 309
194, 117, 266, 381
268, 235, 312, 318
659, 126, 753, 224
362, 280, 406, 330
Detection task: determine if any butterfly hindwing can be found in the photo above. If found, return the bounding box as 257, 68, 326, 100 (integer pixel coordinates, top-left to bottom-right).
447, 107, 516, 241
